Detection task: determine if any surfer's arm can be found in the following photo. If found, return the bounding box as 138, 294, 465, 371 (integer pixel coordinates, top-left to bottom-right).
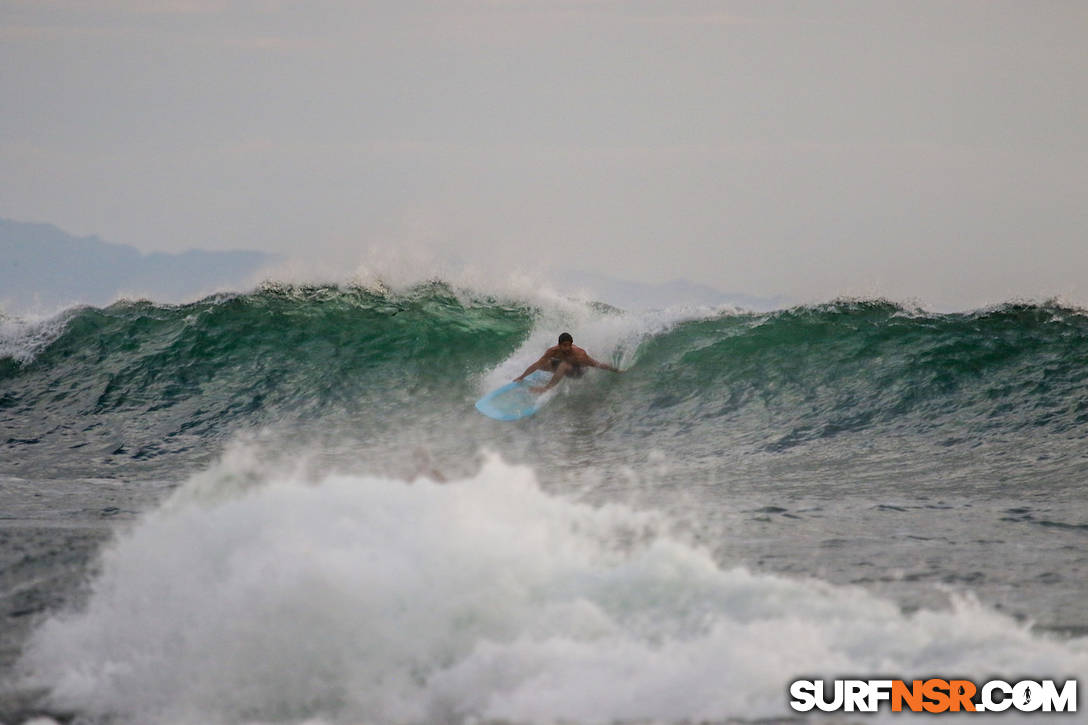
514, 352, 552, 382
513, 364, 538, 382
585, 354, 622, 373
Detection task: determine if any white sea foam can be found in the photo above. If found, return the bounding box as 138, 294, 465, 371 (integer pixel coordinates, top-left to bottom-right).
20, 453, 1087, 725
0, 307, 81, 365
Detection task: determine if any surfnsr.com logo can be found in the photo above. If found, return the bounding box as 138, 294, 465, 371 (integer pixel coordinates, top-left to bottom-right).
789, 679, 1077, 713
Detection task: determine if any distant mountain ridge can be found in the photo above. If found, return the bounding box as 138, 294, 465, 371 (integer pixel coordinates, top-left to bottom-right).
0, 219, 276, 314
0, 218, 784, 316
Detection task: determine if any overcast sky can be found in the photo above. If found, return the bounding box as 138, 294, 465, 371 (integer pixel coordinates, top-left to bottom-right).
2, 1, 1086, 309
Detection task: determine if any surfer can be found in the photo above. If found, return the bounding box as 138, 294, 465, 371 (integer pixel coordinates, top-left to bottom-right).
514, 332, 622, 393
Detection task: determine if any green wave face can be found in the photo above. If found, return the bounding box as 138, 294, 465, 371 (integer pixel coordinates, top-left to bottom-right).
624, 301, 1088, 461
1, 284, 535, 476
4, 289, 1088, 485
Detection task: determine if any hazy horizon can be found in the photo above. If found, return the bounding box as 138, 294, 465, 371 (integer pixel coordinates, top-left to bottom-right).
3, 1, 1086, 310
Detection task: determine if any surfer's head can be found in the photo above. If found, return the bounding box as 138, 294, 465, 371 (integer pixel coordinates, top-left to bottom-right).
558, 332, 573, 350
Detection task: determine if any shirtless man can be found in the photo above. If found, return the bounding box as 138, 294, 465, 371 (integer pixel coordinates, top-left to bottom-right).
514, 332, 622, 393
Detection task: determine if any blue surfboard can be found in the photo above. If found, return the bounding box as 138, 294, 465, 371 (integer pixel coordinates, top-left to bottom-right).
475, 370, 557, 421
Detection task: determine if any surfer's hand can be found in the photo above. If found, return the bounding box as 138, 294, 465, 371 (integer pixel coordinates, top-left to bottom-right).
530, 385, 548, 394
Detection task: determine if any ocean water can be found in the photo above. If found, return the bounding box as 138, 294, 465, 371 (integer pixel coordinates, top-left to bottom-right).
1, 282, 1086, 724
